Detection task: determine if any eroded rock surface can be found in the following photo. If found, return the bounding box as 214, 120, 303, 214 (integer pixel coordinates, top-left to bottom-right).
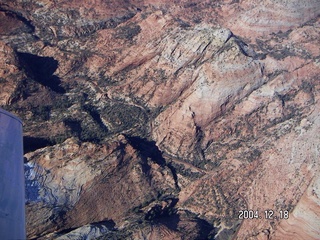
0, 0, 319, 239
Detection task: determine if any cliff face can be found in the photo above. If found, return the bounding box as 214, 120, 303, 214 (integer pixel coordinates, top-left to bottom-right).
0, 0, 319, 239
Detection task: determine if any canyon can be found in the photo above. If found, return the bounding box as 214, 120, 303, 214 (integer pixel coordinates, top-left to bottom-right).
0, 0, 319, 239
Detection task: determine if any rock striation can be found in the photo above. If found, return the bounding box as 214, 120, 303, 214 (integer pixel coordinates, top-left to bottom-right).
0, 0, 319, 239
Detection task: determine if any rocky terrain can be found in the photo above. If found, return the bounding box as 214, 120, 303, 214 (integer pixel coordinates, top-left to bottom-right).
0, 0, 319, 239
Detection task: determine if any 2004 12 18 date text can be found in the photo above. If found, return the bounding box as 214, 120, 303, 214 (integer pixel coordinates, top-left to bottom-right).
238, 210, 289, 220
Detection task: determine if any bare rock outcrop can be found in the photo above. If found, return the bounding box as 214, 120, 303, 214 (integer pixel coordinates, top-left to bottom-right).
218, 0, 320, 41
25, 136, 177, 239
0, 41, 24, 105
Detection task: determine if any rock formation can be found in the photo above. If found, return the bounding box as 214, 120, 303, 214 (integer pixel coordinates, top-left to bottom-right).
0, 0, 319, 239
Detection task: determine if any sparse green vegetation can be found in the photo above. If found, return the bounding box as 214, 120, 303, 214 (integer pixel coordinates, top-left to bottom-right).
301, 81, 314, 93
32, 105, 51, 121
115, 23, 141, 41
100, 102, 147, 133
